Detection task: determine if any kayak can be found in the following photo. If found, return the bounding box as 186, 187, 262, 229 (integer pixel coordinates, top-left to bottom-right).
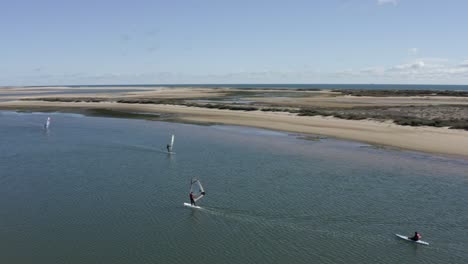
395, 234, 429, 245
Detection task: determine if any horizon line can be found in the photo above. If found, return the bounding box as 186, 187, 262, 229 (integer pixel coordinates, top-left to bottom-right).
3, 83, 468, 88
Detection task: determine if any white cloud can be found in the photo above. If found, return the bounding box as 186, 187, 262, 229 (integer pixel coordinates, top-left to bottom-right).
3, 59, 468, 86
459, 60, 468, 67
377, 0, 398, 6
2, 70, 323, 86
337, 59, 468, 83
414, 57, 448, 63
408, 48, 419, 55
390, 61, 425, 71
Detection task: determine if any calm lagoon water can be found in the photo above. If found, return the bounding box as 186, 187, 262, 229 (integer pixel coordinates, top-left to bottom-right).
0, 111, 466, 263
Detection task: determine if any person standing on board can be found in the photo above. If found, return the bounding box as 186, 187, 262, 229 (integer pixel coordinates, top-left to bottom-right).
189, 192, 196, 206
44, 117, 51, 129
409, 232, 421, 241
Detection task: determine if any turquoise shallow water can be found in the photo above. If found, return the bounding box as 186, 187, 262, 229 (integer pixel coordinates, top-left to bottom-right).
0, 111, 467, 264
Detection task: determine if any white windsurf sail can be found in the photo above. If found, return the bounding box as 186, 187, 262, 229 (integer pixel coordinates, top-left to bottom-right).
44, 117, 51, 129
190, 177, 206, 203
167, 134, 175, 153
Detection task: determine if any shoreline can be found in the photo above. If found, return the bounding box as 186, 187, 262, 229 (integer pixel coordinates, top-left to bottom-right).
2, 100, 468, 158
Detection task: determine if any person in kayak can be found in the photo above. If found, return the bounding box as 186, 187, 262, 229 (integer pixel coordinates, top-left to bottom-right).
189, 192, 196, 206
409, 232, 421, 241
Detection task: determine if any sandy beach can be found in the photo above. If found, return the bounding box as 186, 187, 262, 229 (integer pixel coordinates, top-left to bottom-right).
2, 95, 468, 158
0, 87, 468, 157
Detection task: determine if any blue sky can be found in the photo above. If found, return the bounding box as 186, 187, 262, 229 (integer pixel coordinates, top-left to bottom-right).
1, 0, 467, 85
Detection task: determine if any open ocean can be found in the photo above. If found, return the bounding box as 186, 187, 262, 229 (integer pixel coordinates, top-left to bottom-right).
0, 111, 467, 263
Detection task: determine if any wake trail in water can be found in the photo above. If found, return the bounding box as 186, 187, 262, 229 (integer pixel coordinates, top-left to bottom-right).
109, 142, 171, 155
202, 206, 468, 258
192, 205, 466, 252
192, 206, 365, 239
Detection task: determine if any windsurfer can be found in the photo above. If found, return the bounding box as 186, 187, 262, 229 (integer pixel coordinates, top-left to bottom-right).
190, 192, 196, 206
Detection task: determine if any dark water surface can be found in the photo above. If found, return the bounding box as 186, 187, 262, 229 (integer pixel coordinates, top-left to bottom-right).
0, 111, 466, 263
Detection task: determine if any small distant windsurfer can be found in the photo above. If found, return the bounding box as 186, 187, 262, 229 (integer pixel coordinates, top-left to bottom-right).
44, 117, 51, 129
409, 232, 421, 241
189, 192, 196, 206
167, 134, 174, 153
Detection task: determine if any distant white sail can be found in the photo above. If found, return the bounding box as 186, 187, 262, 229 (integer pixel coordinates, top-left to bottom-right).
167, 134, 175, 153
44, 117, 51, 129
190, 177, 206, 202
